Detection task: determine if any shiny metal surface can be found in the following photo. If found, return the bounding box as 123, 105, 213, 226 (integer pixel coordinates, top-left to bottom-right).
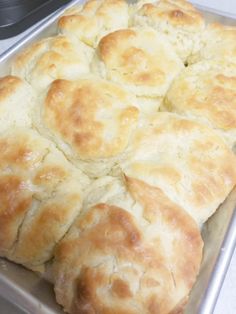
0, 1, 236, 313
0, 294, 26, 314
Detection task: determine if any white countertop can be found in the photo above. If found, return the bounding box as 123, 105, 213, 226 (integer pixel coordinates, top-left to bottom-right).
0, 1, 236, 313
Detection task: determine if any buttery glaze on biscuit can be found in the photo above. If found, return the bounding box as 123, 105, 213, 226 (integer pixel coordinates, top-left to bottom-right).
121, 112, 236, 225
0, 128, 89, 271
53, 176, 203, 314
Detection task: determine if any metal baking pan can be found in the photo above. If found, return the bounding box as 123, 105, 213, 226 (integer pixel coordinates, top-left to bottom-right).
0, 1, 236, 313
0, 0, 72, 40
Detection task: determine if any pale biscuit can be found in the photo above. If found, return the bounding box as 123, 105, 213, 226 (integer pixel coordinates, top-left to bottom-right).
0, 76, 35, 132
133, 0, 205, 61
165, 60, 236, 148
35, 78, 139, 177
189, 23, 236, 64
121, 112, 236, 225
0, 128, 89, 271
92, 27, 183, 113
58, 0, 130, 47
11, 35, 93, 91
53, 175, 203, 314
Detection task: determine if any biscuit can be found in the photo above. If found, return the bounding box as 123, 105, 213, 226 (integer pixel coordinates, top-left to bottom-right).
58, 0, 130, 47
92, 28, 183, 113
35, 78, 139, 177
0, 128, 89, 271
133, 0, 205, 61
165, 60, 236, 148
0, 76, 35, 132
11, 35, 93, 91
189, 23, 236, 64
121, 112, 236, 225
53, 176, 203, 314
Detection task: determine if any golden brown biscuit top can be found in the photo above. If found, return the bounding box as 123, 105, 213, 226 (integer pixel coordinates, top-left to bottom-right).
0, 130, 47, 171
11, 36, 93, 91
53, 177, 203, 314
0, 128, 88, 268
0, 173, 32, 252
95, 28, 183, 96
58, 0, 129, 47
165, 61, 236, 139
43, 78, 139, 159
0, 76, 23, 103
121, 113, 236, 225
136, 0, 204, 30
133, 0, 205, 61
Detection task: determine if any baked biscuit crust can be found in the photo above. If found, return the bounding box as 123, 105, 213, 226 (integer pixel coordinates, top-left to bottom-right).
134, 0, 205, 61
165, 61, 236, 147
0, 128, 89, 270
0, 76, 34, 132
0, 76, 24, 101
58, 0, 129, 47
92, 27, 183, 112
11, 36, 93, 91
53, 177, 203, 314
38, 78, 139, 176
190, 23, 236, 64
121, 113, 236, 225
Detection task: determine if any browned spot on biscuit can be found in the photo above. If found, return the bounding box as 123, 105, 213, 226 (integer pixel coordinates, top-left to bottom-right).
112, 278, 133, 298
0, 175, 32, 251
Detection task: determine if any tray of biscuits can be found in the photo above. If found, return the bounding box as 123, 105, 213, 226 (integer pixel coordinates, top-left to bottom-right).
0, 1, 236, 313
